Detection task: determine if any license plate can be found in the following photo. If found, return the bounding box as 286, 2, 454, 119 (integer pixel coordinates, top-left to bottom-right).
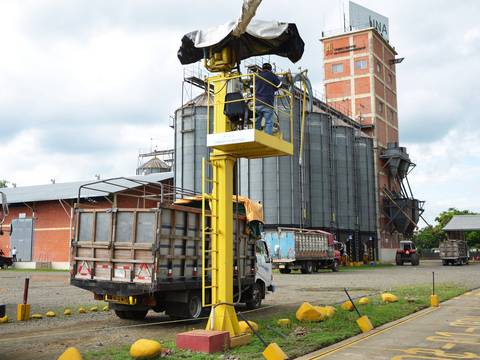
105, 295, 133, 305
278, 264, 285, 269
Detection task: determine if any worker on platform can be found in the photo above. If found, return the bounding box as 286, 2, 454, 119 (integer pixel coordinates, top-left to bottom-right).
11, 246, 17, 262
255, 63, 282, 135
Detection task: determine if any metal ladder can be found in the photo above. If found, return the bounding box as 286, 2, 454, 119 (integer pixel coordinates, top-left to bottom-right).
201, 157, 219, 307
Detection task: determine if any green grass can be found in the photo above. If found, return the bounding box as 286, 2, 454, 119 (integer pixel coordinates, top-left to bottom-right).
85, 283, 467, 360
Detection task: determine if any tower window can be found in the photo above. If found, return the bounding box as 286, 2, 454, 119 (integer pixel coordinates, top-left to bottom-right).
355, 59, 367, 70
376, 61, 381, 74
332, 63, 344, 73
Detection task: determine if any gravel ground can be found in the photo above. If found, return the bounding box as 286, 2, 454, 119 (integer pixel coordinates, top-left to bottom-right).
0, 260, 479, 360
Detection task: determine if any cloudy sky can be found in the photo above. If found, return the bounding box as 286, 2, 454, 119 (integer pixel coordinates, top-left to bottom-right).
0, 0, 479, 224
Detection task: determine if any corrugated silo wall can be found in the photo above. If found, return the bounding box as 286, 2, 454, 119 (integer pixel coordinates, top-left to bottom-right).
173, 98, 378, 261
238, 97, 310, 227
308, 112, 333, 229
354, 136, 377, 260
174, 104, 210, 193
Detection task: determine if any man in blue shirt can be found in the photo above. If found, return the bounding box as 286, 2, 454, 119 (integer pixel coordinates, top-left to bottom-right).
255, 63, 282, 135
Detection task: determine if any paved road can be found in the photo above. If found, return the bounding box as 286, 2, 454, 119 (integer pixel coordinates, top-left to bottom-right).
1, 261, 479, 359
298, 289, 480, 360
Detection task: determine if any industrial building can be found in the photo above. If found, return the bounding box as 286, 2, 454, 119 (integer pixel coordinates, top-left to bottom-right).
0, 173, 173, 268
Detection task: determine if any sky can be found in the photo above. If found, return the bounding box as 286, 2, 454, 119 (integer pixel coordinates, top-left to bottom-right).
0, 0, 479, 225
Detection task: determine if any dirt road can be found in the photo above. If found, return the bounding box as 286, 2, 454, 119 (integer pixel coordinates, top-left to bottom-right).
1, 261, 479, 359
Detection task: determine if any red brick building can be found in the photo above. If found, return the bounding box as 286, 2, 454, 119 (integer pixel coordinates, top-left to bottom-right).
0, 173, 172, 268
321, 27, 405, 260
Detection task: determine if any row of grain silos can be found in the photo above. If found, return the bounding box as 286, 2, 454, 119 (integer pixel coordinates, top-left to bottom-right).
174, 93, 377, 261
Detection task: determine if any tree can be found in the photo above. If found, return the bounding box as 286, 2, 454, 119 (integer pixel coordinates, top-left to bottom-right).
0, 180, 7, 188
412, 226, 440, 251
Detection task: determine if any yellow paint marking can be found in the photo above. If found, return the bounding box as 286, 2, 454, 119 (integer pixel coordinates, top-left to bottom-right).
307, 307, 439, 359
441, 343, 456, 350
466, 328, 476, 333
391, 347, 479, 359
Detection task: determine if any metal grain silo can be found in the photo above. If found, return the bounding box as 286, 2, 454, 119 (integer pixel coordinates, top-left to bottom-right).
238, 96, 310, 227
174, 94, 211, 193
307, 112, 334, 229
333, 123, 356, 231
354, 134, 376, 233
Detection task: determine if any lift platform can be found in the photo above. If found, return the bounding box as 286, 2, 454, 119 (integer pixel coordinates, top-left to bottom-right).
206, 71, 294, 159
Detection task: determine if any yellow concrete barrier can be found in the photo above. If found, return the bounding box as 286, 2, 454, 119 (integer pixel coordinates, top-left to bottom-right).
239, 320, 259, 334
381, 293, 398, 303
430, 294, 439, 307
356, 315, 374, 333
277, 318, 291, 327
129, 339, 162, 359
17, 304, 30, 321
0, 315, 8, 323
296, 302, 324, 322
341, 300, 354, 311
102, 305, 109, 311
78, 307, 87, 314
90, 306, 98, 312
57, 347, 83, 360
263, 342, 288, 360
64, 309, 72, 316
46, 311, 56, 318
31, 313, 43, 320
323, 306, 336, 318
358, 297, 369, 305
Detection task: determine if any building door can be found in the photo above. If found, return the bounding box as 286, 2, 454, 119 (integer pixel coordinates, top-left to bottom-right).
10, 218, 34, 261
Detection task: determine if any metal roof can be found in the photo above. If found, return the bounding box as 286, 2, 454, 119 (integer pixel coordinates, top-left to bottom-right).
0, 172, 173, 205
443, 215, 480, 231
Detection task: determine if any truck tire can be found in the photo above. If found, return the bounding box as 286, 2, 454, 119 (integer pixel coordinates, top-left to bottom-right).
331, 260, 339, 272
279, 268, 291, 274
300, 261, 313, 274
411, 254, 420, 266
395, 254, 403, 266
245, 282, 263, 310
165, 292, 205, 320
442, 260, 448, 266
114, 309, 148, 320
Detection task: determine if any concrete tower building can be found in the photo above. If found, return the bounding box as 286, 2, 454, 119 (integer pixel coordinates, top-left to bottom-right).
320, 3, 421, 261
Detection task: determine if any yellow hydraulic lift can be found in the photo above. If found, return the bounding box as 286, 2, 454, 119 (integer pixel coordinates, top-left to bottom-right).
202, 52, 294, 342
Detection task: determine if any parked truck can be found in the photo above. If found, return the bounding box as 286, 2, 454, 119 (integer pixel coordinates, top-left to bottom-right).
440, 239, 469, 266
70, 182, 273, 320
264, 228, 341, 274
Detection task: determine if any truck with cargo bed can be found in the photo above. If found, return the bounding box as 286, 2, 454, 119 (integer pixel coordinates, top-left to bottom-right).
440, 239, 469, 266
264, 228, 341, 274
70, 179, 273, 320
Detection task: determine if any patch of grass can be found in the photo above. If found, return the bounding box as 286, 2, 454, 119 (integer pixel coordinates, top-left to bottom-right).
85, 283, 467, 360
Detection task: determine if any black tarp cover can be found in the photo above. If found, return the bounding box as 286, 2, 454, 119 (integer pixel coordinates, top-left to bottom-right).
177, 19, 304, 65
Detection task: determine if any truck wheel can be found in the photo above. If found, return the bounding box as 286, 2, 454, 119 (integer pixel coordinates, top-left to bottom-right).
300, 262, 313, 274
411, 254, 420, 266
245, 282, 263, 310
331, 260, 339, 272
186, 293, 203, 319
395, 255, 403, 266
442, 260, 447, 266
279, 268, 291, 274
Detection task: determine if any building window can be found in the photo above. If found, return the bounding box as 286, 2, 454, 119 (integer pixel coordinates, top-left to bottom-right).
389, 108, 394, 122
387, 73, 393, 84
355, 59, 367, 70
332, 63, 344, 74
376, 61, 381, 74
378, 101, 384, 114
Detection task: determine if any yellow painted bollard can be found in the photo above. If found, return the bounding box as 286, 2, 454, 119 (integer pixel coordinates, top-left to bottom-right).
277, 318, 291, 328
263, 342, 288, 360
344, 288, 374, 334
17, 277, 31, 321
0, 315, 9, 323
431, 271, 439, 307
356, 315, 374, 333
